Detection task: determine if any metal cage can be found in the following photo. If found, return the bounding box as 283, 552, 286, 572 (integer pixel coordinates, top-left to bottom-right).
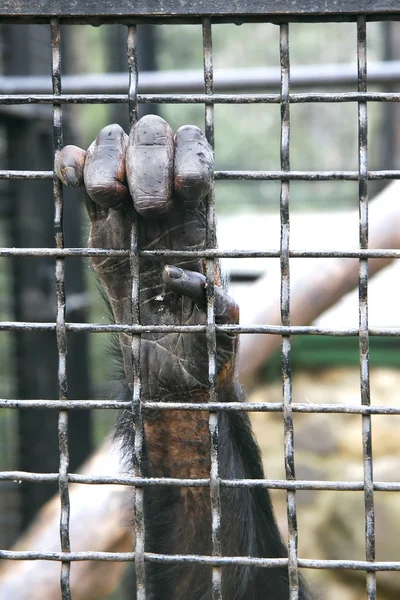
1, 2, 400, 600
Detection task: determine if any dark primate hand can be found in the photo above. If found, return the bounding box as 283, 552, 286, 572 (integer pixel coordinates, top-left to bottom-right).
56, 116, 239, 400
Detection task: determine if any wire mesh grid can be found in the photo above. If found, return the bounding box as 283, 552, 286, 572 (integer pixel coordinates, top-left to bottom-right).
0, 8, 400, 600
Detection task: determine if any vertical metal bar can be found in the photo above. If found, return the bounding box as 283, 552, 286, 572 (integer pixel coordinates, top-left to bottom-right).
51, 18, 71, 600
128, 26, 139, 126
357, 15, 376, 600
280, 23, 299, 600
127, 24, 146, 600
202, 17, 222, 600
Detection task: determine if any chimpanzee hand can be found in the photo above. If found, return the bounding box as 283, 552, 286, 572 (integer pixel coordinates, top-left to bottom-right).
56, 116, 238, 400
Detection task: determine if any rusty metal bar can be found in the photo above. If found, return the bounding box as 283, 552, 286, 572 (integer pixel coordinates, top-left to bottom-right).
4, 322, 400, 336
3, 471, 400, 492
279, 23, 300, 598
202, 17, 223, 600
1, 167, 400, 181
1, 91, 400, 104
127, 23, 147, 600
357, 17, 377, 600
50, 18, 71, 600
5, 247, 400, 259
5, 398, 400, 416
1, 549, 400, 573
5, 398, 400, 419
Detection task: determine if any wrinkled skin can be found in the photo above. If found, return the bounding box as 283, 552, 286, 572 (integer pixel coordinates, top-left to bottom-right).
56, 116, 239, 401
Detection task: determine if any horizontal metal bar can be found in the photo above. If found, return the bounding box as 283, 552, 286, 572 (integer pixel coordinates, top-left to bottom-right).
2, 169, 400, 181
0, 399, 130, 409
1, 322, 400, 336
88, 248, 400, 259
2, 247, 400, 259
0, 550, 283, 566
1, 471, 400, 492
1, 0, 400, 21
216, 170, 400, 181
1, 92, 400, 105
0, 549, 399, 573
0, 322, 205, 333
3, 61, 400, 95
0, 170, 54, 179
3, 61, 400, 122
1, 399, 400, 416
2, 169, 400, 182
1, 321, 400, 337
142, 401, 400, 415
0, 248, 130, 257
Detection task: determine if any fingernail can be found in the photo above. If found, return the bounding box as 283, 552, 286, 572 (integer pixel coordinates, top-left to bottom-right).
166, 266, 184, 280
63, 166, 80, 187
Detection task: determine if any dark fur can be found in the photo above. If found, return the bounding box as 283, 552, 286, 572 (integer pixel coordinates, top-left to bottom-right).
101, 274, 312, 598
115, 379, 311, 600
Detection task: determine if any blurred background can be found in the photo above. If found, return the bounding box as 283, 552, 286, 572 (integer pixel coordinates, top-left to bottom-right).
0, 20, 400, 599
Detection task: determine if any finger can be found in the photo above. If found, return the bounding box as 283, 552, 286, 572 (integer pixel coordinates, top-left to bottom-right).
126, 115, 174, 218
84, 124, 130, 210
55, 144, 106, 221
174, 126, 213, 209
162, 266, 239, 325
55, 145, 86, 187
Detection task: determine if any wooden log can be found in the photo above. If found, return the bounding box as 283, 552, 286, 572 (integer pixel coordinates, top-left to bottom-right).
0, 438, 132, 600
238, 180, 400, 385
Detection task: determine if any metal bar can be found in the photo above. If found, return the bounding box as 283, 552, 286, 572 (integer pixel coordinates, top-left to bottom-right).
127, 24, 147, 600
357, 17, 376, 600
4, 322, 400, 336
279, 23, 300, 599
6, 247, 400, 259
50, 18, 71, 600
3, 168, 400, 181
5, 399, 400, 416
214, 169, 400, 179
4, 398, 400, 418
1, 17, 400, 26
1, 1, 400, 19
1, 549, 400, 573
1, 91, 400, 104
202, 17, 222, 600
3, 471, 400, 492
